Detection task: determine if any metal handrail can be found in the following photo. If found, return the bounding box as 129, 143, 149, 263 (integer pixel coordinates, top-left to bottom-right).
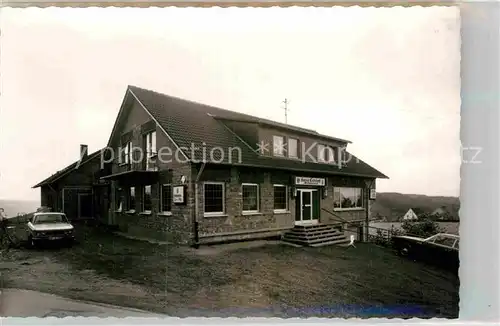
320, 208, 354, 225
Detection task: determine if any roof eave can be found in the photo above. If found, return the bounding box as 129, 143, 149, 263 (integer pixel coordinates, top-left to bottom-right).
376, 173, 390, 179
191, 161, 388, 179
31, 150, 103, 189
255, 121, 352, 144
211, 111, 351, 144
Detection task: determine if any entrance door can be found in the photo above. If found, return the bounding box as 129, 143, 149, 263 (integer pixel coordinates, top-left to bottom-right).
78, 193, 93, 219
295, 189, 319, 225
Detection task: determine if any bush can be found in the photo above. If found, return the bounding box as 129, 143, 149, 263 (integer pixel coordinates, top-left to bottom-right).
372, 228, 389, 246
400, 217, 445, 238
369, 226, 406, 247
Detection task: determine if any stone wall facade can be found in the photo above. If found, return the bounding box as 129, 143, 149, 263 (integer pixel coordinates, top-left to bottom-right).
193, 165, 376, 244
110, 159, 376, 245
109, 99, 195, 244
195, 166, 294, 243
106, 96, 377, 245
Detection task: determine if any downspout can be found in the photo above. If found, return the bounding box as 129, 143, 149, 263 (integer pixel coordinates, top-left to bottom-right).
62, 188, 65, 214
193, 162, 206, 249
365, 179, 375, 242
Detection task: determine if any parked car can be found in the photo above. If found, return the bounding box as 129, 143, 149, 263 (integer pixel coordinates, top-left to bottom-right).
392, 233, 459, 272
27, 212, 75, 247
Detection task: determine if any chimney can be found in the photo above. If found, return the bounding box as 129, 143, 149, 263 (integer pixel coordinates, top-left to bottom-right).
80, 144, 88, 159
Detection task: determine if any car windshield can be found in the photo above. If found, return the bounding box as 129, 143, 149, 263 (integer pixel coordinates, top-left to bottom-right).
424, 235, 439, 242
33, 214, 67, 224
428, 235, 456, 247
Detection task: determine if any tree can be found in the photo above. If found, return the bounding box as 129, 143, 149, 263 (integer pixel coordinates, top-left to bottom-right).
400, 215, 445, 238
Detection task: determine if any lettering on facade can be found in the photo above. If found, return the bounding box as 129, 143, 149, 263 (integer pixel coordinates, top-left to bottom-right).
294, 177, 326, 186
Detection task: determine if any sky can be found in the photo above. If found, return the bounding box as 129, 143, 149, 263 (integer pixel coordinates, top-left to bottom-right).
0, 6, 461, 202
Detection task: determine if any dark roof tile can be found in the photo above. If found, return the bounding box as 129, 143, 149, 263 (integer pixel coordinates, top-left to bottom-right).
128, 85, 388, 179
32, 149, 102, 188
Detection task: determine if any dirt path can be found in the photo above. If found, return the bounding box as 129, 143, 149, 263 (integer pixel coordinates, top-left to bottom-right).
1, 288, 164, 317
1, 248, 167, 313
0, 227, 459, 318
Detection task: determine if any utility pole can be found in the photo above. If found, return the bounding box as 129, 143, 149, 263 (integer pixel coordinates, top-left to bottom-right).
282, 98, 290, 124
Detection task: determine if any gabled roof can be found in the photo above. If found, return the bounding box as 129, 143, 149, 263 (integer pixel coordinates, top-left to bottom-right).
407, 207, 425, 216
32, 149, 102, 188
121, 85, 388, 179
210, 115, 351, 144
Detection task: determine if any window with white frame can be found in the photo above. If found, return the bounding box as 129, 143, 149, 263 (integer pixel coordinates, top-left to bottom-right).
333, 187, 363, 210
121, 142, 132, 165
160, 184, 172, 213
142, 185, 152, 212
242, 183, 259, 213
144, 131, 157, 170
273, 135, 285, 156
144, 131, 157, 156
273, 185, 288, 212
288, 138, 298, 158
204, 182, 225, 215
127, 186, 136, 211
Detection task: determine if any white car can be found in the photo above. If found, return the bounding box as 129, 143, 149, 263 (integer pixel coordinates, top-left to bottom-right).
27, 212, 75, 247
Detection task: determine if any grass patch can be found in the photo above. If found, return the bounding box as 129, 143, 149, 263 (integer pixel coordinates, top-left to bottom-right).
5, 225, 459, 318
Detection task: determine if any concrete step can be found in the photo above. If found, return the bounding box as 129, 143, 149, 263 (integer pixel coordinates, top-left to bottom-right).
285, 229, 342, 238
309, 238, 351, 247
282, 233, 348, 245
285, 233, 346, 243
293, 224, 334, 231
282, 224, 350, 248
286, 229, 344, 236
306, 235, 348, 244
301, 229, 343, 237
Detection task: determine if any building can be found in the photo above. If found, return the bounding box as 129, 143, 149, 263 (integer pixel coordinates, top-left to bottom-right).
32, 145, 111, 223
98, 85, 388, 246
401, 208, 423, 221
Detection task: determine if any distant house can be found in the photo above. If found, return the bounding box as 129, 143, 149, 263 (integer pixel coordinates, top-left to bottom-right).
401, 208, 424, 221
32, 145, 111, 223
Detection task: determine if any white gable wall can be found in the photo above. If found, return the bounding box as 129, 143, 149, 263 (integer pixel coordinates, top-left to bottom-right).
402, 208, 418, 221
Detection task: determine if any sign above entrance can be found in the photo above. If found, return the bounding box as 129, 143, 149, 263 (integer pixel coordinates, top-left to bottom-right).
294, 177, 326, 187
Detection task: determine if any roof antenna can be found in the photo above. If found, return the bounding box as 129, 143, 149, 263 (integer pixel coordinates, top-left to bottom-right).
282, 98, 290, 124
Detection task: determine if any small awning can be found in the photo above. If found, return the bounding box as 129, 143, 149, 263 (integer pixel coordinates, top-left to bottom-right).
100, 170, 159, 182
